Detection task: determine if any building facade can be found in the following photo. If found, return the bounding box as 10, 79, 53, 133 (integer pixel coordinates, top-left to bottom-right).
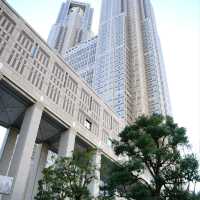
48, 0, 171, 125
64, 36, 97, 86
141, 0, 171, 116
47, 0, 94, 54
93, 0, 171, 124
0, 0, 172, 199
0, 1, 124, 199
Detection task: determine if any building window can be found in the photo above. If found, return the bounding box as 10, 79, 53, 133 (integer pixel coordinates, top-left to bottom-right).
31, 43, 38, 58
84, 119, 92, 130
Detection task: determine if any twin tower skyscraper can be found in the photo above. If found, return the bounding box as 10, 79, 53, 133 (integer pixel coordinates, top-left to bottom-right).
48, 0, 171, 125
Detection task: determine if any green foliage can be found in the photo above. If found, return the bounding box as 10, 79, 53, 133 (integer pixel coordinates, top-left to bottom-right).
35, 150, 96, 200
100, 114, 200, 200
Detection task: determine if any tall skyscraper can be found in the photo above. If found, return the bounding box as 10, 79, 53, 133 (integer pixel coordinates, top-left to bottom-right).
93, 0, 171, 124
48, 0, 94, 55
49, 0, 171, 125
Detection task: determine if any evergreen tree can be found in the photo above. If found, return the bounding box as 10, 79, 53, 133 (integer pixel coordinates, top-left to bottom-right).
101, 114, 200, 200
35, 150, 96, 200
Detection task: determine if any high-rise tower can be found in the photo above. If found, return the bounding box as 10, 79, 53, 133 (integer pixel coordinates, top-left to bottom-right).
93, 0, 171, 124
49, 0, 171, 125
47, 0, 93, 55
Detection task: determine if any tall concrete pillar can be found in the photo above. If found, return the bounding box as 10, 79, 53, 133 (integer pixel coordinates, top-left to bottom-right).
89, 149, 101, 198
58, 128, 76, 157
2, 103, 43, 200
24, 143, 48, 200
0, 128, 18, 175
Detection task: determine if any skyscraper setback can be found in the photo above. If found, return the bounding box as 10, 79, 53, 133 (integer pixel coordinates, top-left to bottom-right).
48, 0, 94, 53
48, 0, 171, 125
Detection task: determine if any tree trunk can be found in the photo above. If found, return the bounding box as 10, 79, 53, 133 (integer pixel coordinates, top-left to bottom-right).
75, 194, 82, 200
153, 184, 161, 200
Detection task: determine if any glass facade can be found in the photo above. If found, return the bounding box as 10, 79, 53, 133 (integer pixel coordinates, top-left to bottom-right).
93, 0, 171, 124
47, 0, 93, 54
94, 0, 127, 120
49, 0, 171, 125
142, 0, 172, 116
64, 36, 97, 86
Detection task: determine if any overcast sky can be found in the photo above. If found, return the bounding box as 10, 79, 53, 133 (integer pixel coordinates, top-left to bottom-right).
1, 0, 200, 154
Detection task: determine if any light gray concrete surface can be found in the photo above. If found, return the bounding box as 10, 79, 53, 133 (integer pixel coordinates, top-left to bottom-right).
2, 103, 43, 200
0, 128, 18, 176
58, 128, 76, 157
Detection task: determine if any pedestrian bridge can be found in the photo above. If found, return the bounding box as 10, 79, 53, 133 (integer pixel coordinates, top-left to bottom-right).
0, 1, 124, 199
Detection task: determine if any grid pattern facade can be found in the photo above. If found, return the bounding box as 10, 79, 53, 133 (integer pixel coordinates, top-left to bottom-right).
64, 36, 97, 86
48, 0, 171, 125
94, 0, 136, 124
47, 0, 93, 55
93, 0, 171, 124
0, 1, 124, 153
141, 0, 171, 115
0, 10, 16, 56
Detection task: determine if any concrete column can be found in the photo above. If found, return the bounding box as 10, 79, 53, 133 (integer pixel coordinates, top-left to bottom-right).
2, 103, 43, 200
0, 128, 18, 175
24, 143, 48, 200
89, 149, 101, 198
58, 128, 76, 157
0, 68, 3, 79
